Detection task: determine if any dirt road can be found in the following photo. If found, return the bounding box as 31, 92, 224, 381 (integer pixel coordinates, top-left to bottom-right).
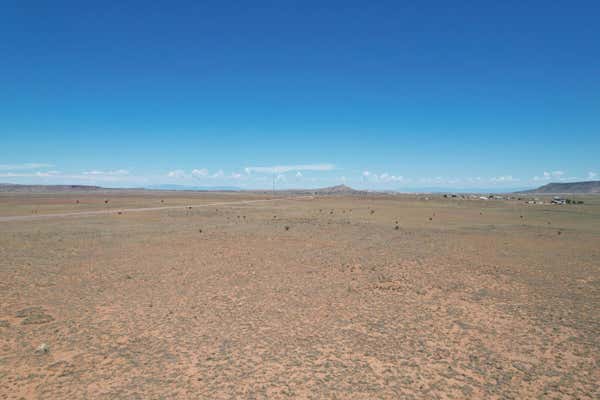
0, 196, 313, 223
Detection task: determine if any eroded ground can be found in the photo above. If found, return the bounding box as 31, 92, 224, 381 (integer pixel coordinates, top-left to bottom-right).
1, 193, 599, 399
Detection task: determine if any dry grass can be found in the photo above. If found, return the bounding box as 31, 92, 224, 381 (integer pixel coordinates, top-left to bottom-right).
1, 192, 599, 399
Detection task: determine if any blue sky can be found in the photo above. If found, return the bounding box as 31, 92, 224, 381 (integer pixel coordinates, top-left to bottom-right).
1, 1, 599, 190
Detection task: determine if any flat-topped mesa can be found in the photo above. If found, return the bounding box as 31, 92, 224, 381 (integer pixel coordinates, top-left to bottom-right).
517, 181, 600, 194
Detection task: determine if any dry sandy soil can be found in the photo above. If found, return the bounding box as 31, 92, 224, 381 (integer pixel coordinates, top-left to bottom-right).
1, 191, 599, 399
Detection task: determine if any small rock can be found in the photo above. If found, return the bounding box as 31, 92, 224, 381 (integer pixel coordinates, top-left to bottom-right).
36, 343, 49, 354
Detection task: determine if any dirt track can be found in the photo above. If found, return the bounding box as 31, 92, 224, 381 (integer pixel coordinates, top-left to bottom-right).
0, 196, 312, 223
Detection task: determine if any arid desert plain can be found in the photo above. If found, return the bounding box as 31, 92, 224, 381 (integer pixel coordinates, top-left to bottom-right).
1, 190, 599, 399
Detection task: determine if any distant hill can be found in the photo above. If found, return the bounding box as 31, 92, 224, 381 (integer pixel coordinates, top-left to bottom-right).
314, 184, 361, 194
0, 183, 103, 192
517, 181, 600, 194
267, 184, 371, 196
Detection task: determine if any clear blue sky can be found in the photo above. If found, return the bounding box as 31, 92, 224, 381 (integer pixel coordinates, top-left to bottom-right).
1, 1, 599, 190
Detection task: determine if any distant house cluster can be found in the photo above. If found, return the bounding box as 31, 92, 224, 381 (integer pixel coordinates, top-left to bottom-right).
439, 193, 584, 205
525, 196, 584, 205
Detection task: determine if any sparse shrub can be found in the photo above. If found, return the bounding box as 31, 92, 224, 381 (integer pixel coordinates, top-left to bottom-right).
285, 226, 290, 231
117, 211, 122, 215
394, 225, 399, 230
198, 228, 202, 233
429, 217, 433, 221
370, 210, 375, 215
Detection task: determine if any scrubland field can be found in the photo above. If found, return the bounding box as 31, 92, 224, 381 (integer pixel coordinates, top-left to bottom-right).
1, 191, 599, 399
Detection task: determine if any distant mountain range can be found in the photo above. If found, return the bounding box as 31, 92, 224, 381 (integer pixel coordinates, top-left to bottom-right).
144, 184, 242, 191
517, 181, 600, 194
0, 183, 103, 192
5, 181, 596, 195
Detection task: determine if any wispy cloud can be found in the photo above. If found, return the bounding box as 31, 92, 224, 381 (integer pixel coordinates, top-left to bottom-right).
362, 171, 407, 183
533, 170, 564, 181
490, 175, 519, 183
244, 163, 335, 174
191, 168, 209, 178
0, 170, 60, 178
0, 169, 136, 183
167, 169, 185, 178
82, 169, 129, 176
168, 168, 243, 180
0, 163, 53, 171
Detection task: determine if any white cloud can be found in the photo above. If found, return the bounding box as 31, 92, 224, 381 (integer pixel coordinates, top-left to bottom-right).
191, 168, 209, 178
533, 170, 566, 181
588, 171, 598, 180
244, 163, 334, 174
0, 163, 53, 171
0, 170, 60, 178
379, 173, 405, 183
490, 175, 519, 183
296, 172, 303, 177
363, 171, 406, 183
82, 169, 129, 176
211, 170, 224, 178
0, 169, 137, 183
167, 169, 186, 178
